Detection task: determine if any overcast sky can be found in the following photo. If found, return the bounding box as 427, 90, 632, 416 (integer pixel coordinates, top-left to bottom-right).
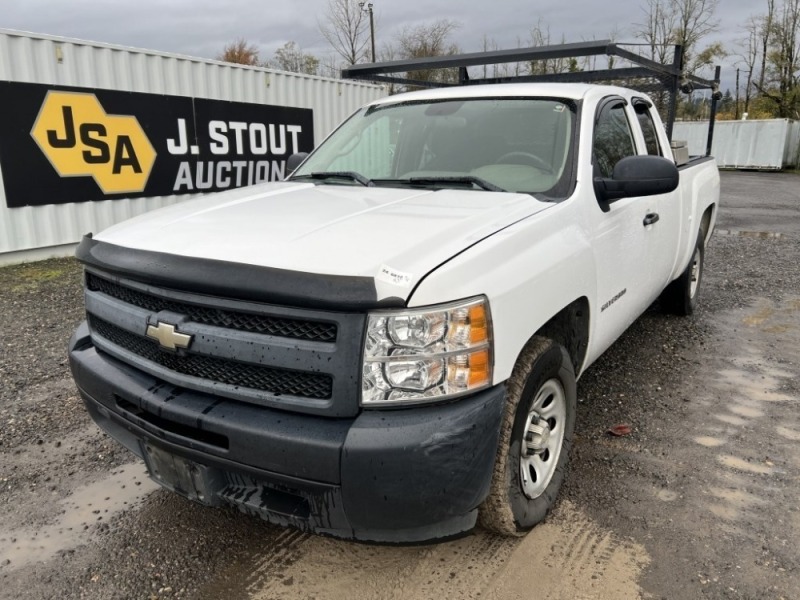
2, 0, 766, 91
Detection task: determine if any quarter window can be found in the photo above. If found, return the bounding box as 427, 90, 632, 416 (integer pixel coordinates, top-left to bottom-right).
633, 101, 662, 156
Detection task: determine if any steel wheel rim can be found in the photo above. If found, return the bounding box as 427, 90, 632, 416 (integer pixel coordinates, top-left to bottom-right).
519, 378, 567, 500
689, 246, 701, 298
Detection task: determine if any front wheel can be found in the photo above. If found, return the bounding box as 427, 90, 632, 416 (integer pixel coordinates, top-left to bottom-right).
479, 337, 577, 536
660, 231, 705, 315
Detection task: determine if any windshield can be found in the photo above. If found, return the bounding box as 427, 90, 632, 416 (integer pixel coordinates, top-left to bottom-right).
291, 97, 577, 197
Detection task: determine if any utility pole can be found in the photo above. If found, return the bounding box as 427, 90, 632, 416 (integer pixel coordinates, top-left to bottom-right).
735, 68, 752, 120
735, 68, 740, 120
359, 2, 375, 63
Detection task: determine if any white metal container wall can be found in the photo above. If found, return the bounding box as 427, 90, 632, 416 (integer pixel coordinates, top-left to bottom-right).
0, 29, 386, 260
784, 121, 800, 168
672, 119, 795, 170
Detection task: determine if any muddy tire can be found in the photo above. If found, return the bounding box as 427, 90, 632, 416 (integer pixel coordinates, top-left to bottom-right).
661, 231, 704, 316
479, 336, 577, 536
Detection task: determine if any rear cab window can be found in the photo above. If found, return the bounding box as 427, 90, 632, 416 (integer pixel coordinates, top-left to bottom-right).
632, 98, 662, 156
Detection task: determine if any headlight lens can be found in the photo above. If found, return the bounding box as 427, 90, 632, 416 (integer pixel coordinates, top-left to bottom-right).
362, 297, 493, 406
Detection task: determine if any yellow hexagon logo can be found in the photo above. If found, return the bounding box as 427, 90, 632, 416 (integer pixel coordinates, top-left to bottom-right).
31, 91, 156, 195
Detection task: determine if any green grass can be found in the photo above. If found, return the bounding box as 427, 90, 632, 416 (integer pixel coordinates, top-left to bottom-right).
0, 257, 81, 293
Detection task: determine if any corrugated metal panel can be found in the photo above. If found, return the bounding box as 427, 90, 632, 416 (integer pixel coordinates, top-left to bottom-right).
672, 119, 791, 170
784, 121, 800, 168
0, 29, 386, 258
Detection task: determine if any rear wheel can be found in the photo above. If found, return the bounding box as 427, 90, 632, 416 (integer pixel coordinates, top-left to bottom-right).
661, 231, 704, 315
479, 337, 577, 535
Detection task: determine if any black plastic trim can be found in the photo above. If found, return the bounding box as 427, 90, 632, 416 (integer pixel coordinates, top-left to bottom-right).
76, 236, 404, 311
677, 155, 716, 171
341, 385, 506, 532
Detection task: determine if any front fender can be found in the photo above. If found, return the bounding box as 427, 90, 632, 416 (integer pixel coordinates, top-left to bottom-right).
408, 200, 595, 384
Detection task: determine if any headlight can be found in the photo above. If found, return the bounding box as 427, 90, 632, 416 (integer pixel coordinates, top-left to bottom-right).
362, 297, 493, 406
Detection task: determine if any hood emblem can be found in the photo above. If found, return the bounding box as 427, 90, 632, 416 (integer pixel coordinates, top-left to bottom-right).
146, 321, 193, 350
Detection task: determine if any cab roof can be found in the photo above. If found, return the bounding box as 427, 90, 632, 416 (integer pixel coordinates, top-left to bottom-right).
367, 83, 643, 107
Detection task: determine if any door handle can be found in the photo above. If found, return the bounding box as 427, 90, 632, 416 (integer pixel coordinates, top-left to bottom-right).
643, 212, 660, 226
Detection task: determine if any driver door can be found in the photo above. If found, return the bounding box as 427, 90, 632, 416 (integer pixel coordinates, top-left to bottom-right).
588, 97, 663, 347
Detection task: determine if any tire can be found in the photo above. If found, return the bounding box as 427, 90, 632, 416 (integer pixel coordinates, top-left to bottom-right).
479, 336, 577, 536
660, 230, 705, 316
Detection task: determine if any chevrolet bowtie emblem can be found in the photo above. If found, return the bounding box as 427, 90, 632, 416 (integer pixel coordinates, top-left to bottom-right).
146, 321, 193, 350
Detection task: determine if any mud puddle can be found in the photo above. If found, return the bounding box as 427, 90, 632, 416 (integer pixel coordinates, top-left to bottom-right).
199, 501, 649, 600
0, 463, 157, 570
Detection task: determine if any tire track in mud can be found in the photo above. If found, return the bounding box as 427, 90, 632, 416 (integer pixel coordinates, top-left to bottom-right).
689, 297, 799, 532
231, 528, 516, 600
197, 527, 312, 599
486, 503, 647, 600
211, 500, 648, 600
242, 529, 312, 594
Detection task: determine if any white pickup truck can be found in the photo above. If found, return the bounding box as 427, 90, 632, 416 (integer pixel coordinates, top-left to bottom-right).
69, 83, 719, 542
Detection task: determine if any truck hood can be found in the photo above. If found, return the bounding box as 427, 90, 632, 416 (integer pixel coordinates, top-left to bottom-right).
96, 182, 554, 300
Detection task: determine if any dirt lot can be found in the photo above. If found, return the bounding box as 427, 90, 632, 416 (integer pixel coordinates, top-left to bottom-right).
0, 171, 798, 599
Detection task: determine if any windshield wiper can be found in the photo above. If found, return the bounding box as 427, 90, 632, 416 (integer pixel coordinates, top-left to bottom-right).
404, 176, 506, 193
293, 171, 374, 187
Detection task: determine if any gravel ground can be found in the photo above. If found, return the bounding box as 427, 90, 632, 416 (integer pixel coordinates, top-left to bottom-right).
0, 171, 798, 599
0, 261, 131, 528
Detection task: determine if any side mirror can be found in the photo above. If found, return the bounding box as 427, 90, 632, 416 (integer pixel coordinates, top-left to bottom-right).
286, 152, 310, 176
594, 155, 679, 204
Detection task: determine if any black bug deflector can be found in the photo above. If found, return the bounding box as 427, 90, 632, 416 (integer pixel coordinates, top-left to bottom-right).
76, 235, 404, 311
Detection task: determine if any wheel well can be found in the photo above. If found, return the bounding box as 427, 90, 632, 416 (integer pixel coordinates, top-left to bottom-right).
700, 204, 715, 244
533, 297, 590, 376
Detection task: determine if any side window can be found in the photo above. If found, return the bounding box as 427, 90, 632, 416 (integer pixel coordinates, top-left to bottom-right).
633, 101, 662, 156
593, 100, 636, 178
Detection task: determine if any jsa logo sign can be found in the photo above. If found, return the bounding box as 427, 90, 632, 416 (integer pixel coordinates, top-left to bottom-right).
0, 81, 314, 208
31, 91, 156, 194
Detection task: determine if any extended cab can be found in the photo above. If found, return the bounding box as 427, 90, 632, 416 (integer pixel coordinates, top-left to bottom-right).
69, 83, 719, 542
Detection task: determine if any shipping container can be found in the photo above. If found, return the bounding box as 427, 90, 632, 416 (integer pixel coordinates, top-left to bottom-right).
673, 118, 800, 171
0, 29, 386, 264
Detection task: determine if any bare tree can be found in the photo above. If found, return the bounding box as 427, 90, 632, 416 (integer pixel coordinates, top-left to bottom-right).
738, 17, 760, 113
671, 0, 721, 68
217, 38, 261, 66
394, 19, 462, 87
758, 0, 776, 92
506, 36, 528, 79
376, 42, 400, 94
319, 0, 371, 67
318, 53, 342, 79
271, 42, 320, 75
635, 0, 677, 64
759, 0, 800, 117
480, 35, 499, 79
634, 0, 722, 75
606, 25, 622, 69
527, 20, 570, 75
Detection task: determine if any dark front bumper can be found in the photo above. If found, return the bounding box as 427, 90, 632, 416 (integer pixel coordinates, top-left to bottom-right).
69, 321, 506, 542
